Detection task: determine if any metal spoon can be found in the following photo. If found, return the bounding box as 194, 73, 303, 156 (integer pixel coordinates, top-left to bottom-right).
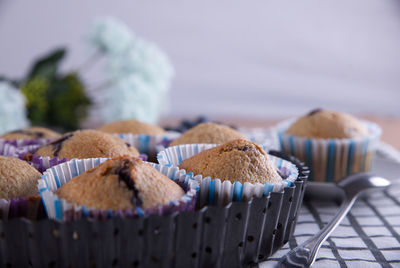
278, 173, 390, 268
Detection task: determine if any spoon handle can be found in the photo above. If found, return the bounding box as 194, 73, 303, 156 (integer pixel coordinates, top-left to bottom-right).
279, 195, 357, 268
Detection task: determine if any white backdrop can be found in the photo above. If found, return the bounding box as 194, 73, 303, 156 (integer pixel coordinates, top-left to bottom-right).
0, 0, 399, 120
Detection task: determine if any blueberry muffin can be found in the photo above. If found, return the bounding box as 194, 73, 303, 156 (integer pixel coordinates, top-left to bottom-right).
1, 127, 61, 140
34, 130, 139, 159
286, 108, 368, 139
170, 122, 246, 146
179, 139, 282, 184
56, 156, 184, 210
0, 156, 42, 199
278, 108, 381, 182
98, 119, 166, 135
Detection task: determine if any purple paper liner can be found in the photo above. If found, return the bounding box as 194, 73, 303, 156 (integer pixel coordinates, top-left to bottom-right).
139, 153, 148, 161
0, 138, 51, 147
14, 144, 42, 159
0, 138, 49, 160
31, 155, 69, 173
8, 198, 28, 218
0, 142, 18, 157
0, 197, 46, 220
30, 154, 148, 173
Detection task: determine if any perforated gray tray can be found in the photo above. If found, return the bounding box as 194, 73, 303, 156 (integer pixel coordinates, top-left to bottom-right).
0, 151, 309, 268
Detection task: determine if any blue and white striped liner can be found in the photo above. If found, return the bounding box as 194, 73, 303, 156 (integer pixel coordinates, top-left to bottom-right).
116, 131, 180, 155
238, 127, 281, 151
275, 119, 381, 182
157, 144, 299, 207
38, 158, 198, 221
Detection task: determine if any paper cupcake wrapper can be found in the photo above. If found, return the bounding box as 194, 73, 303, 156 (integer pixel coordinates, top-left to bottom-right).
157, 144, 298, 207
0, 196, 46, 220
31, 155, 69, 173
0, 138, 50, 148
153, 129, 280, 156
239, 127, 281, 151
116, 131, 180, 156
0, 143, 42, 160
0, 138, 49, 158
276, 119, 381, 182
0, 142, 18, 157
38, 158, 199, 221
30, 154, 148, 173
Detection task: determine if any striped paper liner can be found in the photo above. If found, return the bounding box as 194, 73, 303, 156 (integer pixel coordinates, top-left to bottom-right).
0, 138, 50, 148
0, 138, 49, 158
239, 127, 281, 151
0, 141, 44, 158
116, 131, 180, 156
275, 119, 381, 182
38, 158, 199, 221
0, 142, 18, 157
157, 144, 299, 207
31, 155, 69, 173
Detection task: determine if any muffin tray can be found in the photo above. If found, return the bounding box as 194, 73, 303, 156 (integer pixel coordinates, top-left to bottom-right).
0, 151, 308, 267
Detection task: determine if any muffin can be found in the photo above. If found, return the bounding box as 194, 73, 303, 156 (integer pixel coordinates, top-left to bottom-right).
98, 119, 166, 135
170, 122, 246, 146
1, 126, 61, 140
179, 139, 282, 185
0, 156, 42, 199
277, 108, 381, 182
56, 156, 184, 211
158, 140, 298, 206
34, 130, 139, 159
286, 108, 369, 139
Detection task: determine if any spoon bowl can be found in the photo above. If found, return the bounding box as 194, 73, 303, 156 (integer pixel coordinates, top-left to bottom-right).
338, 173, 391, 198
279, 173, 391, 268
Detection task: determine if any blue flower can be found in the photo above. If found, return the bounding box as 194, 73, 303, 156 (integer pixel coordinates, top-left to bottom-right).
106, 38, 174, 92
0, 82, 29, 134
100, 75, 166, 124
90, 17, 134, 55
89, 17, 174, 124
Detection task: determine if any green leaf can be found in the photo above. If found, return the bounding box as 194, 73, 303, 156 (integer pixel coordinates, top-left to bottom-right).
46, 72, 91, 130
27, 48, 66, 80
21, 77, 50, 125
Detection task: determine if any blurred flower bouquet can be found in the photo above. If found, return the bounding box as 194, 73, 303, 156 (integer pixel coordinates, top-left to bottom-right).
0, 17, 174, 133
0, 49, 90, 132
